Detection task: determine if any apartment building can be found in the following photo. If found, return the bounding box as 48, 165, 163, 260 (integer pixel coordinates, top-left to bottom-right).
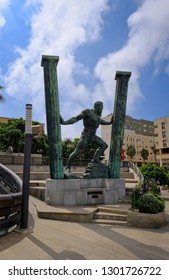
101, 115, 156, 165
125, 115, 155, 136
154, 116, 169, 166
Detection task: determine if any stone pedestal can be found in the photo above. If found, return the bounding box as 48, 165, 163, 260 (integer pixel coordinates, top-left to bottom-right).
45, 178, 126, 206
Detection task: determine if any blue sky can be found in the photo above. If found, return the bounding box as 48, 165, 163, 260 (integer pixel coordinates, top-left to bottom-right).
0, 0, 169, 139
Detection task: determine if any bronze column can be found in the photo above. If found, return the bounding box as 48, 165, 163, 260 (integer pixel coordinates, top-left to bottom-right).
109, 71, 131, 178
41, 55, 64, 179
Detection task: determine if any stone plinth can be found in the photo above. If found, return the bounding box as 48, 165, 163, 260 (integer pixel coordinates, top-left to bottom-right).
45, 178, 125, 206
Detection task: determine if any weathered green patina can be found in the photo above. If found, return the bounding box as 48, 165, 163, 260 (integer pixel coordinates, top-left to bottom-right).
109, 71, 131, 178
60, 101, 112, 174
41, 55, 64, 179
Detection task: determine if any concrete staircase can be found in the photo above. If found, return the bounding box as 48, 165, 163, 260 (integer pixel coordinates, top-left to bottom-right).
29, 180, 46, 201
16, 171, 50, 180
6, 164, 138, 181
92, 206, 128, 226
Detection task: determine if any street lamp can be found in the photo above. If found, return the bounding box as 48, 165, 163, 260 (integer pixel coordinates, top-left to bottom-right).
20, 104, 32, 229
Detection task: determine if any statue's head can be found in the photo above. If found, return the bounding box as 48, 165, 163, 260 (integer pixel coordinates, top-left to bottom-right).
94, 101, 103, 115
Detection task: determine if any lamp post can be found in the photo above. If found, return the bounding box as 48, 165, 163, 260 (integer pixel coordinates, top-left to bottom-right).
20, 104, 32, 229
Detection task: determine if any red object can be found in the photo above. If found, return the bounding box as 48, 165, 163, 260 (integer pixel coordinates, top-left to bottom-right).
121, 149, 125, 160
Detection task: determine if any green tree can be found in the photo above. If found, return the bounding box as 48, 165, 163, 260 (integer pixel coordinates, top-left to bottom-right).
0, 118, 25, 152
126, 145, 136, 161
140, 148, 149, 163
0, 118, 49, 155
140, 162, 169, 185
151, 144, 159, 163
62, 137, 100, 163
32, 133, 49, 156
62, 138, 77, 159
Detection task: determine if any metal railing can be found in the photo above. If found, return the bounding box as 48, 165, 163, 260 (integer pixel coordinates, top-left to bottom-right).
128, 161, 144, 186
0, 163, 22, 237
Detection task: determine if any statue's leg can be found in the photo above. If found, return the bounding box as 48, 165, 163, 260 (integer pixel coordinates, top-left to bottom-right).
92, 136, 108, 163
65, 136, 87, 172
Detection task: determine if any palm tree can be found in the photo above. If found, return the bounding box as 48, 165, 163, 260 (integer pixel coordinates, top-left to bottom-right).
0, 86, 5, 103
151, 144, 159, 163
126, 144, 136, 162
140, 148, 149, 163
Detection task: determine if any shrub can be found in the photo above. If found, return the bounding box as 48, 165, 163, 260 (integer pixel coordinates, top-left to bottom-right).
137, 193, 162, 214
131, 179, 160, 208
140, 163, 169, 186
148, 179, 161, 195
131, 184, 144, 208
156, 196, 165, 212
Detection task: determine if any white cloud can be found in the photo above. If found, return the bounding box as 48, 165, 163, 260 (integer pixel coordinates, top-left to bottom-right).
3, 0, 169, 139
4, 0, 109, 137
0, 0, 10, 28
94, 0, 169, 116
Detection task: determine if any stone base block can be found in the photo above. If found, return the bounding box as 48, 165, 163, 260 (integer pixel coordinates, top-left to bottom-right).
45, 178, 126, 206
127, 211, 166, 228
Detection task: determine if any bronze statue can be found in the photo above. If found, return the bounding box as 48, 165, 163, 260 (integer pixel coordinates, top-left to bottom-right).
60, 101, 113, 172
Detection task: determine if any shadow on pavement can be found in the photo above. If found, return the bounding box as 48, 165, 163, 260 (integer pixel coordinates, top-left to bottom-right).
81, 222, 169, 259
28, 234, 85, 260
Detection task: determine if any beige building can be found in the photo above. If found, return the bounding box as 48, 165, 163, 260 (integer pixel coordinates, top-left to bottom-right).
0, 117, 44, 139
101, 115, 156, 166
154, 116, 169, 166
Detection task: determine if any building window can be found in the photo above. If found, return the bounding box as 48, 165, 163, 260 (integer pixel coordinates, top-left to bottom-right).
161, 122, 166, 129
162, 131, 166, 138
163, 140, 167, 147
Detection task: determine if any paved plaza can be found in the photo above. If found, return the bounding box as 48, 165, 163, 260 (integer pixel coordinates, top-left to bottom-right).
0, 193, 169, 260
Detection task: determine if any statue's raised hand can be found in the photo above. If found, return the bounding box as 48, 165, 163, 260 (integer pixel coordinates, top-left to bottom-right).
60, 115, 65, 125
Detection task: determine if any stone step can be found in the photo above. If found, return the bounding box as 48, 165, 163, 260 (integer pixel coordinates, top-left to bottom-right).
120, 171, 134, 179
92, 205, 128, 225
118, 198, 131, 204
15, 170, 136, 181
29, 181, 46, 201
125, 178, 138, 183
93, 219, 127, 226
16, 172, 50, 180
29, 187, 45, 201
29, 180, 46, 187
94, 212, 127, 221
97, 206, 128, 215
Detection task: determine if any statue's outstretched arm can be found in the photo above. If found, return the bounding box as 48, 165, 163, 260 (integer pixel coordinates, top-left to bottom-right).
60, 113, 83, 125
100, 114, 113, 125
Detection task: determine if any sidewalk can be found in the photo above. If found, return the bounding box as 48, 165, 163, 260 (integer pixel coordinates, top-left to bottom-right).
0, 191, 169, 260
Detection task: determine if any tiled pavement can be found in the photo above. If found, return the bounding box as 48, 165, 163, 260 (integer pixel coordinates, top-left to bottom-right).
0, 191, 169, 260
